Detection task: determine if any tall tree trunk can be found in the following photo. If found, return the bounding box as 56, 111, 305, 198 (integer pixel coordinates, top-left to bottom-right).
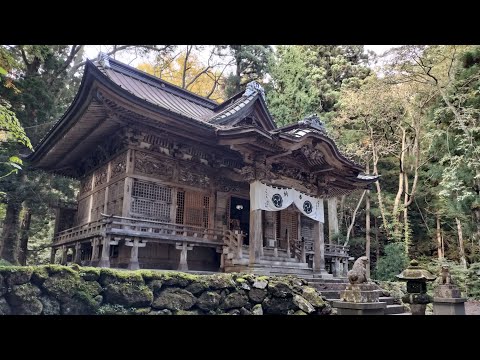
0, 199, 22, 264
366, 191, 371, 279
441, 230, 445, 259
375, 216, 380, 263
474, 174, 480, 247
392, 127, 406, 239
343, 190, 367, 247
403, 172, 409, 255
455, 217, 467, 269
436, 214, 443, 260
18, 208, 32, 266
369, 125, 390, 239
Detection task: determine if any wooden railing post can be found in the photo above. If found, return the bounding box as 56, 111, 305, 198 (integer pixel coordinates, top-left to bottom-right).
301, 241, 306, 263
236, 231, 243, 259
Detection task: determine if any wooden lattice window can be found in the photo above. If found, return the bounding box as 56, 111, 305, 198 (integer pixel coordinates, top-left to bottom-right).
279, 208, 299, 242
176, 191, 185, 224
301, 215, 315, 252
131, 179, 172, 221
176, 190, 212, 228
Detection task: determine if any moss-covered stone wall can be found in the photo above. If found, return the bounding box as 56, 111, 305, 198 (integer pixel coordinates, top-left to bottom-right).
0, 265, 332, 315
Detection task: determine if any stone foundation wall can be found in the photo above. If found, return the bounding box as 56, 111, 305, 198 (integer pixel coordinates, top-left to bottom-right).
0, 265, 332, 315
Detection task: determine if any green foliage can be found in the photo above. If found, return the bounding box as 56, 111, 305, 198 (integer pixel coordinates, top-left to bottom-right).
267, 45, 370, 126
0, 259, 12, 266
466, 262, 480, 300
374, 243, 409, 281
224, 45, 273, 97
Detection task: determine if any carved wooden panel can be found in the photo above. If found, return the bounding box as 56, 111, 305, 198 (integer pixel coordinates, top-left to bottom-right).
130, 179, 172, 221
134, 151, 174, 180
178, 168, 210, 188
94, 165, 108, 188
80, 174, 93, 195
91, 188, 106, 221
75, 197, 90, 225
106, 179, 125, 216
110, 152, 127, 180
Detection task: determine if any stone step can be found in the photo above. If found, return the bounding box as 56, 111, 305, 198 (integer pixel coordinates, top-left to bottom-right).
379, 296, 395, 305
253, 266, 314, 276
389, 312, 411, 315
255, 259, 310, 268
259, 255, 302, 262
311, 283, 349, 290
316, 290, 341, 299
385, 304, 406, 315
307, 277, 347, 284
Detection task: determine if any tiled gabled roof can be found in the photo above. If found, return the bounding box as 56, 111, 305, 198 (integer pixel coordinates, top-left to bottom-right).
95, 55, 217, 122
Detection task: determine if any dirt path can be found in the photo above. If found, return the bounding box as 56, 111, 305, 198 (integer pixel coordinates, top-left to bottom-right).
465, 301, 480, 315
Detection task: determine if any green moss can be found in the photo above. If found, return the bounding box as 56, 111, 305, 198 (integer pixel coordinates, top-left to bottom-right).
175, 309, 201, 315
235, 277, 246, 284
160, 272, 198, 287
0, 259, 12, 266
44, 265, 77, 277
133, 307, 151, 315
79, 267, 101, 281
42, 272, 82, 302
31, 267, 49, 286
99, 268, 144, 285
96, 304, 134, 315
257, 276, 269, 282
104, 282, 153, 308
140, 270, 166, 282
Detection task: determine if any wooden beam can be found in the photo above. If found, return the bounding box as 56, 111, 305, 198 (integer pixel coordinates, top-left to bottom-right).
266, 150, 292, 163
313, 167, 334, 174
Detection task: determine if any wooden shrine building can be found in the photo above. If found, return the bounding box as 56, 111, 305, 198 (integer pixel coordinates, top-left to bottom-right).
29, 54, 377, 278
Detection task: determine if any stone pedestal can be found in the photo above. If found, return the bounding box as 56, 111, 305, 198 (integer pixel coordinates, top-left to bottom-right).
433, 298, 466, 315
433, 284, 466, 315
340, 283, 380, 303
410, 303, 427, 316
332, 301, 386, 315
333, 283, 385, 315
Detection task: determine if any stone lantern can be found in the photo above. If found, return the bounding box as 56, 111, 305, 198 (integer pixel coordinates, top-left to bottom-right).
396, 259, 436, 315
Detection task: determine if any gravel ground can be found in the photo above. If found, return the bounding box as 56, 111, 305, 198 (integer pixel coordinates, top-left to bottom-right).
465, 301, 480, 315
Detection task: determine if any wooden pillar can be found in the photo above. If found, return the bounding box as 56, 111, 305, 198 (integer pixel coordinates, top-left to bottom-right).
126, 238, 146, 270
313, 221, 331, 278
175, 242, 193, 271
342, 258, 349, 277
122, 177, 133, 217
74, 242, 82, 264
98, 236, 111, 268
236, 231, 243, 259
249, 209, 263, 265
50, 248, 57, 264
60, 245, 67, 265
217, 247, 224, 272
90, 237, 100, 266
333, 258, 342, 278
327, 197, 339, 243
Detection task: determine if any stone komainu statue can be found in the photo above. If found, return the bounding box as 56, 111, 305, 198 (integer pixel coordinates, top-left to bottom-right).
439, 265, 454, 285
347, 256, 369, 284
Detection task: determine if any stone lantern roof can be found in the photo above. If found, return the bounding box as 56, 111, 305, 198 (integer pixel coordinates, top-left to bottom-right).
396, 260, 437, 281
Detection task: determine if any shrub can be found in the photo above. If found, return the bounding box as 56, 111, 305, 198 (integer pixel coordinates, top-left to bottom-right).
374, 242, 409, 281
